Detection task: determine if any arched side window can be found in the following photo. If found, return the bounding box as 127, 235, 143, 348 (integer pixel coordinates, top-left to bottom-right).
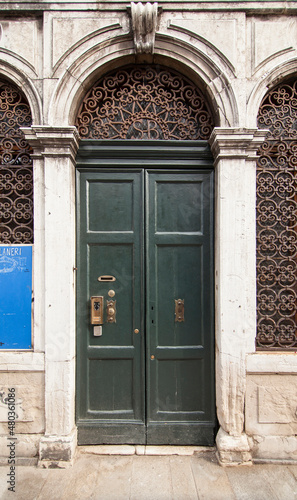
0, 79, 33, 244
75, 65, 214, 140
257, 78, 297, 350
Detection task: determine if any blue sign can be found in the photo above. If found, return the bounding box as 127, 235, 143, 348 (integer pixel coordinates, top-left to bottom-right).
0, 245, 32, 349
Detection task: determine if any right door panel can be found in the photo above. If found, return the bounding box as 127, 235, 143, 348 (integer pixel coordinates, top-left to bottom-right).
146, 170, 215, 445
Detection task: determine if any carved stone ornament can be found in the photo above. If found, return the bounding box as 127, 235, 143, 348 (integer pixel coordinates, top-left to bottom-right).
131, 2, 158, 55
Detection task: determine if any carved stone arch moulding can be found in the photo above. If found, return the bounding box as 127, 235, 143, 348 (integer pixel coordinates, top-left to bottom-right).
256, 76, 297, 350
0, 78, 33, 244
75, 65, 214, 141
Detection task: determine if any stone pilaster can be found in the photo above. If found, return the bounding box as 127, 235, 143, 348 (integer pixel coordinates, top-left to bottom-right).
209, 128, 267, 465
22, 126, 80, 465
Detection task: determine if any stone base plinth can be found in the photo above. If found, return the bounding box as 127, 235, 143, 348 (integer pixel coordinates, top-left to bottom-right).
216, 428, 252, 466
38, 428, 77, 467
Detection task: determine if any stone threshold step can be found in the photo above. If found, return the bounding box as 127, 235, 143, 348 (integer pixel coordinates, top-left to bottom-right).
79, 445, 216, 456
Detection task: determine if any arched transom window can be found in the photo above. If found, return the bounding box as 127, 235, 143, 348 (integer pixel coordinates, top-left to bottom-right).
257, 78, 297, 350
75, 65, 214, 141
0, 79, 33, 244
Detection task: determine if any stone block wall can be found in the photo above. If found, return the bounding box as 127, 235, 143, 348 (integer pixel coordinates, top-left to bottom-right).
0, 354, 45, 464
246, 355, 297, 462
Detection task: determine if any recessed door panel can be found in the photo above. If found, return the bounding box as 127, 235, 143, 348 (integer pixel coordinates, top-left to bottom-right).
88, 359, 134, 412
88, 179, 134, 232
157, 359, 205, 412
156, 180, 203, 233
155, 244, 203, 346
76, 162, 215, 446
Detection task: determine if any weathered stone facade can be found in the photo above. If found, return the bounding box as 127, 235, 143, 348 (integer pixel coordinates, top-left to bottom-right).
0, 0, 297, 466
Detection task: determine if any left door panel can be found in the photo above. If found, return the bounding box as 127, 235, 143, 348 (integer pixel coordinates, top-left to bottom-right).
76, 169, 145, 444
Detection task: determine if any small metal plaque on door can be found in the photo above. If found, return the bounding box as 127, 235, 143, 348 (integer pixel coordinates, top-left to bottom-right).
175, 299, 184, 322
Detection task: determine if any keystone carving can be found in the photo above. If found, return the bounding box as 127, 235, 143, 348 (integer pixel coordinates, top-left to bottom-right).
130, 2, 158, 55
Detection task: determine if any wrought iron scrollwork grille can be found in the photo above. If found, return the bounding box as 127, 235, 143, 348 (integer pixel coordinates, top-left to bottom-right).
257, 78, 297, 350
75, 66, 214, 141
0, 80, 33, 244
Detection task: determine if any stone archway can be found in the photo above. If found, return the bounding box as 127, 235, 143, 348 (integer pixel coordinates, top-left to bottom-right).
75, 63, 216, 446
20, 40, 266, 463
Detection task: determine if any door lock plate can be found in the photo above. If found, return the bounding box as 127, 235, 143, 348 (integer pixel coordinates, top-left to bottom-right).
91, 296, 104, 325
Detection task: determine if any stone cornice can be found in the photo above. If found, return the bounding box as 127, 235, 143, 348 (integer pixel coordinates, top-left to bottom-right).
1, 1, 297, 14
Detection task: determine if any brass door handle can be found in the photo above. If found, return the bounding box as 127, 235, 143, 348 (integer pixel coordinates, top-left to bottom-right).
175, 299, 184, 322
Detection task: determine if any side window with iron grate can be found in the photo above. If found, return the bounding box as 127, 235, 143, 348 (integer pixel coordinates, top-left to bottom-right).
0, 80, 33, 244
257, 78, 297, 350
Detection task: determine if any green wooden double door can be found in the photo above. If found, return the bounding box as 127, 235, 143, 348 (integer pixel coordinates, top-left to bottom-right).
76, 142, 215, 445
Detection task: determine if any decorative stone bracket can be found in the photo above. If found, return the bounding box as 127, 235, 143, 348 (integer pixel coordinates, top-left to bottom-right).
130, 2, 159, 55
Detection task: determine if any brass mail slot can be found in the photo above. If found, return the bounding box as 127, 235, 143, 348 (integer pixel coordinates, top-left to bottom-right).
98, 275, 116, 282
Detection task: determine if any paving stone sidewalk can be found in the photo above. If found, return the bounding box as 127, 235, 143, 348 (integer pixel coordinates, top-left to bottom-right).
0, 450, 296, 500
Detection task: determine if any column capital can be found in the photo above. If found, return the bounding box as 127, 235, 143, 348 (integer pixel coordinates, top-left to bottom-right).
21, 126, 80, 163
209, 127, 268, 165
